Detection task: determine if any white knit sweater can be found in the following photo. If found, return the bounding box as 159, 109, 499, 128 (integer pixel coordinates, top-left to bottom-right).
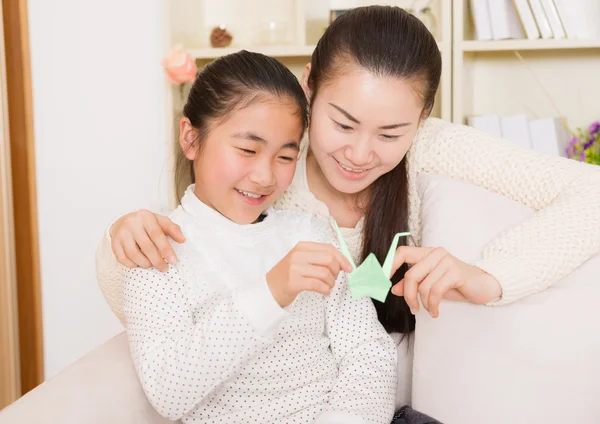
122, 187, 397, 423
97, 117, 600, 320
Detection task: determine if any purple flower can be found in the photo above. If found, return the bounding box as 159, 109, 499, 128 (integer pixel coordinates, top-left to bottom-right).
584, 137, 595, 150
580, 151, 587, 162
590, 121, 600, 135
569, 136, 578, 147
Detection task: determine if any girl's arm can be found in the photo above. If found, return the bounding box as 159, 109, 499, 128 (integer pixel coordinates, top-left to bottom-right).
122, 253, 288, 421
96, 210, 184, 324
414, 119, 600, 305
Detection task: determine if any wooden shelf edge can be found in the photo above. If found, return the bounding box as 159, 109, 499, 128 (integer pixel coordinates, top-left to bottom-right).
190, 45, 316, 59
459, 38, 600, 52
190, 41, 447, 60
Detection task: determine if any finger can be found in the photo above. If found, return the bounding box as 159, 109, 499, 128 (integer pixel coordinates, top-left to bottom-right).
122, 237, 153, 269
157, 215, 186, 244
147, 219, 178, 265
402, 247, 447, 290
304, 252, 341, 277
402, 272, 420, 315
428, 271, 458, 318
135, 232, 169, 272
391, 279, 405, 296
112, 241, 138, 268
402, 248, 447, 314
301, 264, 336, 288
326, 244, 353, 273
299, 242, 352, 272
303, 278, 332, 297
390, 246, 436, 276
417, 261, 448, 312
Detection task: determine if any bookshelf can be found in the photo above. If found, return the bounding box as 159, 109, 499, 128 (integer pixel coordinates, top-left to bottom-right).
453, 0, 600, 132
166, 0, 453, 122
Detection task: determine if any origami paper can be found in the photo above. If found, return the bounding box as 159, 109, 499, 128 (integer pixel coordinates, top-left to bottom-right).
332, 220, 410, 302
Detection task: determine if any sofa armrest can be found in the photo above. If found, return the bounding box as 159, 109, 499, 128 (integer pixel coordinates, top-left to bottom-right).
0, 332, 177, 424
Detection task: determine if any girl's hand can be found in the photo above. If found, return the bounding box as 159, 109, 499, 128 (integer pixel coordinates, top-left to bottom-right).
266, 242, 353, 308
390, 246, 502, 318
109, 210, 186, 272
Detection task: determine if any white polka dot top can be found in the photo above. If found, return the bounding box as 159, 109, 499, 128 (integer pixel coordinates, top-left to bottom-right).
122, 186, 397, 424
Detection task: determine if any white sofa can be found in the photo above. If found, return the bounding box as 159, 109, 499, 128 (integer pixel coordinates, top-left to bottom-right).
2, 173, 599, 424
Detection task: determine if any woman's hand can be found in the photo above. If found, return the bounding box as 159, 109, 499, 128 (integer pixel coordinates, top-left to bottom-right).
390, 246, 502, 318
266, 242, 353, 307
109, 210, 186, 272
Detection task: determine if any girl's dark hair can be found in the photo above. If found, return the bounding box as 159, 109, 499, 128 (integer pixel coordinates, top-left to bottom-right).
308, 6, 442, 335
174, 50, 309, 200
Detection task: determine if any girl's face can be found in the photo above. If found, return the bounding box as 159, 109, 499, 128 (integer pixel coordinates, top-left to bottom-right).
180, 97, 302, 224
305, 66, 424, 196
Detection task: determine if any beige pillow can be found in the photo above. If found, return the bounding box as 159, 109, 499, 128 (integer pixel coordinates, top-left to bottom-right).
411, 173, 600, 424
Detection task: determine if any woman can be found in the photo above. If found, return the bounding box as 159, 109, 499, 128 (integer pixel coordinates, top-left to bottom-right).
96, 5, 600, 410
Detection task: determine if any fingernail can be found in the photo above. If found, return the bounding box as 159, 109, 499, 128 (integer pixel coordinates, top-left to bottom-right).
167, 256, 177, 265
410, 307, 416, 315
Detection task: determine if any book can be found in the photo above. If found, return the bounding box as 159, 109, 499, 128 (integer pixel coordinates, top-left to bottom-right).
528, 0, 553, 39
529, 117, 568, 157
469, 0, 493, 41
468, 114, 503, 138
501, 114, 532, 150
488, 0, 525, 40
540, 0, 566, 39
513, 0, 540, 40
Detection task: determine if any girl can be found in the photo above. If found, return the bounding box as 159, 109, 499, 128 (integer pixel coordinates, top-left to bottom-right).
98, 5, 600, 409
121, 50, 398, 423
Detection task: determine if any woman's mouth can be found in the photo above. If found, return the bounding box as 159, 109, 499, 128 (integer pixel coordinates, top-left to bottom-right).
334, 158, 371, 180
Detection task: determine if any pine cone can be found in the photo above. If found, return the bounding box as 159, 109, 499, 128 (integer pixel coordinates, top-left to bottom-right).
210, 26, 233, 48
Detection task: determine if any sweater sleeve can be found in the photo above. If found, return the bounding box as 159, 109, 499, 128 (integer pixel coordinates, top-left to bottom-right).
415, 120, 600, 305
122, 258, 289, 420
95, 223, 127, 325
313, 220, 397, 424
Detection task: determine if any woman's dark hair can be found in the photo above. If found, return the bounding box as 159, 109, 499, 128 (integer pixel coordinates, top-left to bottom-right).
308, 6, 442, 335
174, 50, 309, 200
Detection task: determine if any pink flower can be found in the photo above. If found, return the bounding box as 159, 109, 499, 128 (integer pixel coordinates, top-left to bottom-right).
162, 45, 198, 85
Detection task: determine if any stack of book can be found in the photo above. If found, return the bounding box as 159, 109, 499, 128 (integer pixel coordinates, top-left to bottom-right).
467, 114, 569, 157
469, 0, 600, 41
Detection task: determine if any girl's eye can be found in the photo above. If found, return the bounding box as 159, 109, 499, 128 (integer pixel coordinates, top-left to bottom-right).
279, 156, 295, 162
237, 148, 256, 155
380, 134, 400, 140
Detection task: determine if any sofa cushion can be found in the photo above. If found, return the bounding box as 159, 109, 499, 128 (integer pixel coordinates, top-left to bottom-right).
411, 173, 600, 424
0, 332, 176, 424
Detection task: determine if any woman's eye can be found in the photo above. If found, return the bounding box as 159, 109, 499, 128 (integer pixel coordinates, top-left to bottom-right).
380, 134, 400, 140
335, 122, 353, 131
279, 156, 295, 162
238, 148, 256, 155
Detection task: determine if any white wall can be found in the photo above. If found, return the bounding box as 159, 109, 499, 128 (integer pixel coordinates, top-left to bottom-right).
28, 0, 172, 379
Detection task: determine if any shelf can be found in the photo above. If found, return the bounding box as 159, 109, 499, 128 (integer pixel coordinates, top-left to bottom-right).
190, 41, 446, 60
189, 45, 316, 59
460, 38, 600, 52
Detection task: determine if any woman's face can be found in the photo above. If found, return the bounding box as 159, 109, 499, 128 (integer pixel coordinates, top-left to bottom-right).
305, 66, 424, 195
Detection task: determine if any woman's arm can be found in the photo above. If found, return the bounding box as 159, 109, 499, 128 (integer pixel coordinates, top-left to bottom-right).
95, 210, 185, 324
416, 119, 600, 305
123, 255, 288, 420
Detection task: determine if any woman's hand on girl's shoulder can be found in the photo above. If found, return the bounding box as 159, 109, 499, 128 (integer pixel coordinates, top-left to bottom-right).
109, 209, 186, 272
389, 246, 502, 318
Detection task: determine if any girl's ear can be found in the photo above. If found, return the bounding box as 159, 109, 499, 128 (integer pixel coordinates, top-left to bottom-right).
179, 117, 199, 160
300, 62, 312, 104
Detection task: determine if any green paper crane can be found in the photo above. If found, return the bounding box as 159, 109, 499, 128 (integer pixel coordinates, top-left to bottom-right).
332, 220, 410, 303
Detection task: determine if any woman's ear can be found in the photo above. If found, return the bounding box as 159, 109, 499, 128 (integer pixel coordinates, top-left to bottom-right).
300, 62, 312, 104
179, 117, 199, 160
